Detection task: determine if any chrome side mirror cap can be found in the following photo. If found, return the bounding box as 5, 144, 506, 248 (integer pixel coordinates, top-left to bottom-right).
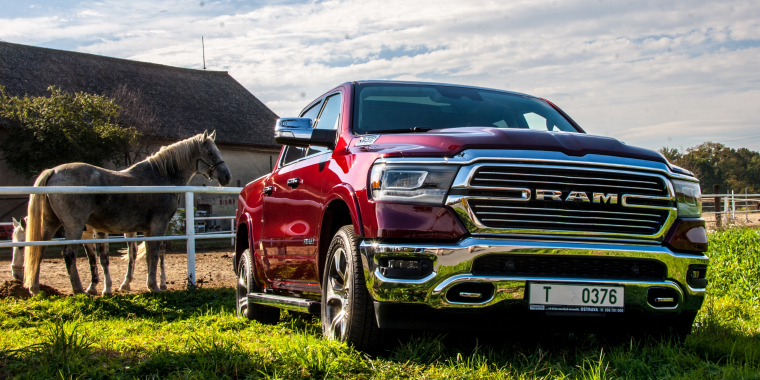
274, 118, 313, 147
274, 117, 337, 149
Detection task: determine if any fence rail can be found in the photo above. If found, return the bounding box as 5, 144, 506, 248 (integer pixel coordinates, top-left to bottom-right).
702, 191, 760, 225
0, 186, 242, 286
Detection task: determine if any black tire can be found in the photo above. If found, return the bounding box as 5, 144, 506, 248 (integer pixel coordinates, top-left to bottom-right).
237, 249, 280, 324
321, 225, 387, 353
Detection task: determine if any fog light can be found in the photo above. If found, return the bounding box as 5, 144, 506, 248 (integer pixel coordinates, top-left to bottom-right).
687, 264, 708, 289
446, 283, 495, 304
647, 287, 678, 308
378, 258, 433, 279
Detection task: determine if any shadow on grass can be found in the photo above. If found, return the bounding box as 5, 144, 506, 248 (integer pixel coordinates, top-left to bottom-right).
1, 287, 236, 328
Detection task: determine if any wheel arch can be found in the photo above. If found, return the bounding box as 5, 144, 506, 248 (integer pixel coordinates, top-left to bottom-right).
318, 185, 364, 284
234, 213, 254, 273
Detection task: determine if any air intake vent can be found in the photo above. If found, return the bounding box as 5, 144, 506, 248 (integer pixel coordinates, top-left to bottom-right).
472, 255, 667, 281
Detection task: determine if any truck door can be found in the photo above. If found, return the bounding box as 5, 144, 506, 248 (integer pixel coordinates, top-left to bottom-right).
260, 100, 325, 296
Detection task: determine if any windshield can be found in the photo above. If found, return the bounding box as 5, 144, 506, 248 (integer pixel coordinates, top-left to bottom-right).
352, 83, 580, 134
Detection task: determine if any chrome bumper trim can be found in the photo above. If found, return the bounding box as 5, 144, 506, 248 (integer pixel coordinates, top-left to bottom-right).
359, 238, 708, 314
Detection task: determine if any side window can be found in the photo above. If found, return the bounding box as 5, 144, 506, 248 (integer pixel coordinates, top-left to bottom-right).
301, 101, 322, 123
279, 101, 323, 167
314, 94, 342, 130
306, 93, 342, 157
280, 146, 306, 166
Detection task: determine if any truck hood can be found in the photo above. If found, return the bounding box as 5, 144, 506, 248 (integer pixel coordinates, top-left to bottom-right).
351, 127, 668, 164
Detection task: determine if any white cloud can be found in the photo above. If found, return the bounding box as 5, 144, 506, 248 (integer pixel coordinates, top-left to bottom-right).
2, 0, 760, 151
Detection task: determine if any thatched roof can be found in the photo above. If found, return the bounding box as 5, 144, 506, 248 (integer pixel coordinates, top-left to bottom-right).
0, 41, 278, 148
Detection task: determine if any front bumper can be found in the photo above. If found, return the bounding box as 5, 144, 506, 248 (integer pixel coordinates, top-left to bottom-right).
359, 238, 708, 319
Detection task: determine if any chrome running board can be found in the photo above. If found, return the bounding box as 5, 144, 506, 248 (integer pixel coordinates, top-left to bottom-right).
247, 292, 321, 314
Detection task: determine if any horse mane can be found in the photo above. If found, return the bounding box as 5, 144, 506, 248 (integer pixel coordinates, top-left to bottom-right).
147, 134, 205, 176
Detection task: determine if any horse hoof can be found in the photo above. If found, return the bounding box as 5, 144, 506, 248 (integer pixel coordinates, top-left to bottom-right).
160, 285, 168, 291
102, 290, 113, 296
119, 283, 131, 292
86, 287, 98, 296
11, 272, 23, 282
148, 286, 162, 292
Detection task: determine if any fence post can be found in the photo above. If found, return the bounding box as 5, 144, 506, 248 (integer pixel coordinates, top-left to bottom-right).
714, 185, 721, 229
731, 190, 736, 222
746, 188, 750, 223
185, 192, 196, 288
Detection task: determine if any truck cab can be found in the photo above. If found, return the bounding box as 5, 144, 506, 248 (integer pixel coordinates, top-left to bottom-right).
234, 81, 708, 352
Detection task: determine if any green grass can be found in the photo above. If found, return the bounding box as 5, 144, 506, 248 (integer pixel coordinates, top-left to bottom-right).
1, 229, 759, 379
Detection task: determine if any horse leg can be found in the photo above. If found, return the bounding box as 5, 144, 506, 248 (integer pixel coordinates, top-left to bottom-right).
84, 243, 99, 295
61, 225, 87, 294
159, 241, 167, 290
82, 228, 99, 295
119, 236, 138, 292
93, 231, 112, 295
11, 247, 24, 281
144, 240, 161, 292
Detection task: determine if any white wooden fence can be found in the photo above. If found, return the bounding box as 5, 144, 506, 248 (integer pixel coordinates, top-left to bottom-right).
702, 191, 760, 224
0, 186, 242, 286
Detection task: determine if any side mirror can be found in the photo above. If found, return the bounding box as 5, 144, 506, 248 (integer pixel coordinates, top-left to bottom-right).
274, 118, 337, 149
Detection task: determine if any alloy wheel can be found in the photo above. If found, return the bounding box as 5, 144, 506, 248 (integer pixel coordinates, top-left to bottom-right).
325, 247, 350, 340
236, 260, 249, 317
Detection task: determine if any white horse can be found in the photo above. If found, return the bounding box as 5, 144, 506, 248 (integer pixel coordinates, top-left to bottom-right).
11, 216, 139, 295
10, 217, 27, 281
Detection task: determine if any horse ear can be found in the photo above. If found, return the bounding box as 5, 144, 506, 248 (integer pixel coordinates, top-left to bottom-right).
202, 130, 208, 140
209, 130, 216, 141
12, 218, 19, 228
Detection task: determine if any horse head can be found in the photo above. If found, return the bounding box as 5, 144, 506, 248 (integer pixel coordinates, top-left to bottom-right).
11, 217, 26, 281
196, 130, 231, 186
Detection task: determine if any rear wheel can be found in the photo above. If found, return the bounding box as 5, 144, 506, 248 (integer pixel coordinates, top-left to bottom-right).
237, 249, 280, 324
321, 225, 386, 353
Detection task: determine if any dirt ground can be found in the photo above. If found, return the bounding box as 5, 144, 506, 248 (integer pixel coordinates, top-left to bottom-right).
0, 247, 237, 296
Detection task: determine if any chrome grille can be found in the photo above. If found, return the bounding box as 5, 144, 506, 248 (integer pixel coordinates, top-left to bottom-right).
470, 166, 668, 196
463, 165, 672, 236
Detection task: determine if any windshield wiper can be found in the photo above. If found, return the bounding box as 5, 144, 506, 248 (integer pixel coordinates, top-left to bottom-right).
365, 127, 433, 134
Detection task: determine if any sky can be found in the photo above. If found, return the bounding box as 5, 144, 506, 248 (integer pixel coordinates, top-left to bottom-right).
2, 0, 760, 152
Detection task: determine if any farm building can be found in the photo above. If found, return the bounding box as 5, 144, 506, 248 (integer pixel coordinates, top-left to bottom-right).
0, 41, 281, 225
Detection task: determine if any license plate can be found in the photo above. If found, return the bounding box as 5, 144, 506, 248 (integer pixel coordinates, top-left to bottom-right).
529, 283, 624, 313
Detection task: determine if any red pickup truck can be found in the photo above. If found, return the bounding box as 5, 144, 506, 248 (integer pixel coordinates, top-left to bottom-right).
234, 81, 708, 351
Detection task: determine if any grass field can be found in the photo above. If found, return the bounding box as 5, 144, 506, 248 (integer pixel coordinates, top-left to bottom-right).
1, 229, 759, 379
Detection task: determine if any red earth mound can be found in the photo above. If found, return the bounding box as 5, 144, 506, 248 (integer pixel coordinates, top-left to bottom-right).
0, 280, 65, 299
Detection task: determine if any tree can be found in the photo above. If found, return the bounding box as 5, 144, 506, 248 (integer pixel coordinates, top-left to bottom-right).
660, 143, 760, 194
0, 86, 141, 178
110, 85, 158, 166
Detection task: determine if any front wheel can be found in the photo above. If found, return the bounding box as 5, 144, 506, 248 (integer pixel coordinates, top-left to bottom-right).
321, 225, 386, 353
237, 249, 280, 324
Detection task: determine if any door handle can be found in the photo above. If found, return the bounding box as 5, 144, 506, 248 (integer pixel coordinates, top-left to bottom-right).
287, 178, 300, 188
263, 186, 274, 195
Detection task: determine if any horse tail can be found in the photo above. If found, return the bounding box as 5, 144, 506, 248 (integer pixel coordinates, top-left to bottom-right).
120, 242, 147, 261
135, 243, 147, 261
24, 169, 55, 289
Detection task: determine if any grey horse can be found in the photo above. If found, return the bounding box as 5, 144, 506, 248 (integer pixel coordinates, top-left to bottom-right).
24, 131, 231, 295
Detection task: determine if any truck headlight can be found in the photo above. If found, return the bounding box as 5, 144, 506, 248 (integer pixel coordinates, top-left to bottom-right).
672, 179, 702, 217
370, 164, 458, 205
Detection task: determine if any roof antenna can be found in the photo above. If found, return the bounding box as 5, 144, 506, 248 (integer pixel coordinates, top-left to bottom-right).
202, 36, 206, 70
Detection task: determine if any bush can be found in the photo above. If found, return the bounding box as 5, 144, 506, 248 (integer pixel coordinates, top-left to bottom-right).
0, 85, 141, 177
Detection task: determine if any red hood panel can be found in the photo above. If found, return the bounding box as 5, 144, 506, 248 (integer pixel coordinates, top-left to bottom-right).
351, 127, 666, 164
